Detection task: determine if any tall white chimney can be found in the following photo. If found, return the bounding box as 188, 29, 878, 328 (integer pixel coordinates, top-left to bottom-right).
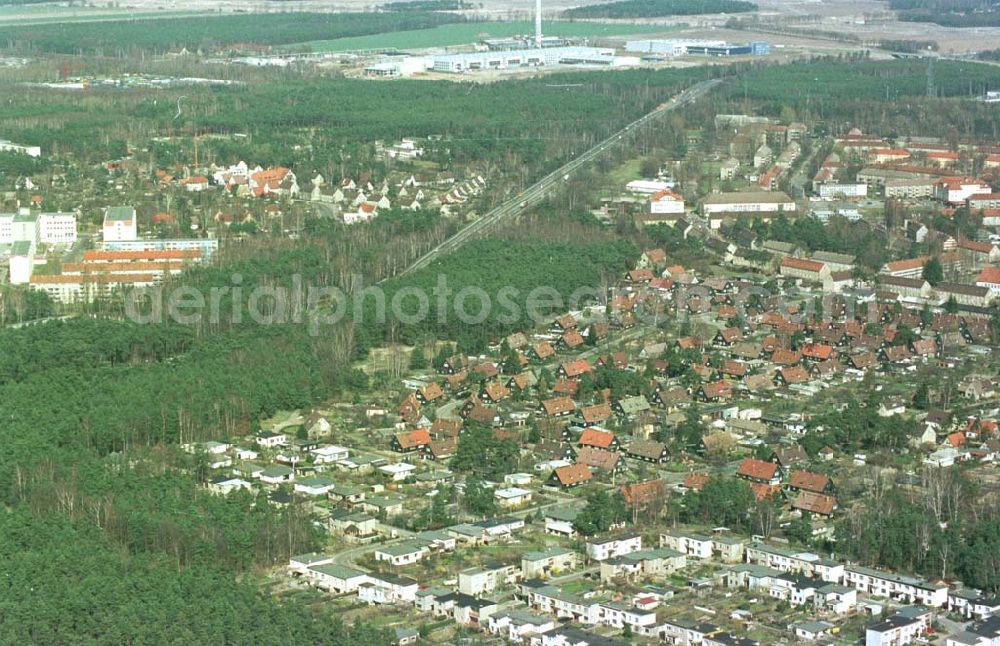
535, 0, 543, 48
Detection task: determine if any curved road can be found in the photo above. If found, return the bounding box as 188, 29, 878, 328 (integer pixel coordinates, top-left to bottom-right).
392, 78, 724, 279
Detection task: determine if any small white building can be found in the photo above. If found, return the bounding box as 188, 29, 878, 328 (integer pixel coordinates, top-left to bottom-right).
494, 487, 533, 507
379, 462, 417, 481
358, 574, 419, 605
585, 534, 642, 561
312, 445, 350, 464
374, 541, 429, 567
255, 431, 287, 448
307, 563, 371, 594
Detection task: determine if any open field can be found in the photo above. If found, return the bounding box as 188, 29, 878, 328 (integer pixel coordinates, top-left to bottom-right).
0, 11, 462, 54
0, 6, 213, 27
288, 20, 680, 52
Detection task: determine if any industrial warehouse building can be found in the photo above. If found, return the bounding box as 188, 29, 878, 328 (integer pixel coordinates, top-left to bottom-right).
626, 40, 770, 57
431, 47, 618, 73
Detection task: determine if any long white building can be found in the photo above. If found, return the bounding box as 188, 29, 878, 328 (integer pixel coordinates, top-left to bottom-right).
844, 565, 949, 607
626, 39, 727, 56
432, 47, 615, 73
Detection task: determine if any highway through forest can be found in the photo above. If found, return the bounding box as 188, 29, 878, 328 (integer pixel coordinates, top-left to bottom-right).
393, 78, 724, 278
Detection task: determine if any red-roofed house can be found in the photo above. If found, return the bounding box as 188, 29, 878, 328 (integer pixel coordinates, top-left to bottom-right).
580, 402, 613, 425
736, 458, 783, 485
976, 267, 1000, 297
620, 479, 667, 508
946, 432, 967, 448
558, 360, 592, 379
787, 470, 833, 495
681, 472, 710, 491
800, 344, 833, 363
792, 491, 837, 517
639, 248, 668, 267
776, 366, 810, 386
561, 329, 585, 349
698, 380, 733, 402
541, 397, 576, 417
548, 463, 592, 488
579, 428, 619, 451
392, 429, 432, 453
576, 447, 625, 474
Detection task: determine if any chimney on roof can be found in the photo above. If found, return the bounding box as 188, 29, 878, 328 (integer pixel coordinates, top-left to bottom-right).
535, 0, 543, 48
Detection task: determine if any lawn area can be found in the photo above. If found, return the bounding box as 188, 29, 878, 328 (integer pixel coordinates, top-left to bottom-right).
288, 20, 678, 52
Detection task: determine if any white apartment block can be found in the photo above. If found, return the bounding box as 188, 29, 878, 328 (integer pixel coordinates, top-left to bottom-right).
745, 543, 844, 582
660, 531, 714, 559
818, 183, 867, 199
357, 574, 418, 605
585, 533, 642, 561
38, 212, 77, 244
0, 213, 13, 244
458, 564, 519, 596
845, 566, 949, 607
102, 206, 137, 242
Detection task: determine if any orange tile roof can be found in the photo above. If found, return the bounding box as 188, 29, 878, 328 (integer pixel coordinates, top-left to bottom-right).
29, 273, 157, 285
581, 402, 612, 424
579, 428, 616, 449
620, 479, 666, 506
682, 472, 710, 491
576, 446, 621, 471
83, 249, 200, 262
541, 396, 576, 416
778, 366, 810, 385
749, 482, 781, 500
650, 189, 682, 202
781, 257, 826, 273
561, 359, 592, 378
788, 470, 830, 493
801, 343, 834, 361
883, 256, 929, 273
792, 491, 836, 515
552, 463, 592, 486
394, 429, 431, 449
960, 239, 994, 253
61, 261, 183, 274
737, 458, 779, 482
977, 267, 1000, 284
